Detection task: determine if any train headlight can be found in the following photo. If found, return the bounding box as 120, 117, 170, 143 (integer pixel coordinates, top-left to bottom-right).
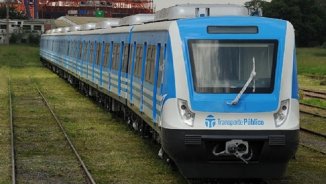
273, 99, 290, 127
177, 99, 195, 127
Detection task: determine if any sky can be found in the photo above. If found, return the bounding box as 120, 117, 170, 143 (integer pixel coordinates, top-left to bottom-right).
153, 0, 251, 11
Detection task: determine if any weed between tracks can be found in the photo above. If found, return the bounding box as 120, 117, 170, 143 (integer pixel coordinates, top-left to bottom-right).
301, 114, 326, 135
1, 45, 326, 183
301, 98, 326, 109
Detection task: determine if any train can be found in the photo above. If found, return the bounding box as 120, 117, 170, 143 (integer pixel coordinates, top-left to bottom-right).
40, 4, 299, 179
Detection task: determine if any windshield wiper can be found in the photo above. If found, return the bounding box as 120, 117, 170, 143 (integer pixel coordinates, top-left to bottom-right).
227, 57, 256, 105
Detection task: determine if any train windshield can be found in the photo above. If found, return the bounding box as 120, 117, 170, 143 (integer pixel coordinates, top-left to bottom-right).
188, 40, 277, 93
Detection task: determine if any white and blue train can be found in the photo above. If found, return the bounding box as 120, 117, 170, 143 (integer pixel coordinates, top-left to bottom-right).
40, 4, 299, 179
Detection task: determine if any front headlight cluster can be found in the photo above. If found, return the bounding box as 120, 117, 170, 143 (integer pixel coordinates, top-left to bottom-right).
177, 99, 195, 127
273, 99, 290, 127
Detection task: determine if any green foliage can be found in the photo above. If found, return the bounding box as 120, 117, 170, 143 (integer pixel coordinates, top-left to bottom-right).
9, 33, 23, 44
321, 42, 326, 49
245, 0, 326, 47
28, 33, 40, 45
0, 6, 26, 19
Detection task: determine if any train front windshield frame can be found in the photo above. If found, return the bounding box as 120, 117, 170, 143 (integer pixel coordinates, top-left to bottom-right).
188, 40, 278, 94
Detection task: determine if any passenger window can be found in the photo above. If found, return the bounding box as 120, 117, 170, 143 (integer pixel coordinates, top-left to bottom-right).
78, 41, 83, 59
73, 41, 76, 57
96, 42, 102, 65
128, 43, 136, 74
67, 41, 70, 56
83, 42, 88, 61
122, 43, 130, 73
89, 42, 94, 64
111, 43, 120, 70
103, 43, 111, 67
145, 45, 156, 84
157, 44, 165, 88
134, 44, 143, 78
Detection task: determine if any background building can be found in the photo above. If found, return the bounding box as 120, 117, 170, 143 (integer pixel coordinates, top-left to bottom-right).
0, 0, 153, 19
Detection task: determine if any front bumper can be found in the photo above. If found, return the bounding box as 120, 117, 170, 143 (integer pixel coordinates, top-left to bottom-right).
161, 128, 299, 179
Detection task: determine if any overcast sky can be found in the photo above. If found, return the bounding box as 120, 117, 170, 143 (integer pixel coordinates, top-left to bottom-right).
153, 0, 251, 10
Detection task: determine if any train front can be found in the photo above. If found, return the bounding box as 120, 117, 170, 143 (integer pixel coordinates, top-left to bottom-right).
160, 16, 299, 179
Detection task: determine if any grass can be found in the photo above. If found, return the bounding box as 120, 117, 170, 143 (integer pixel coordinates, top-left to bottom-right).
301, 98, 326, 109
300, 114, 326, 135
297, 48, 326, 91
286, 146, 326, 183
297, 48, 326, 76
0, 67, 11, 183
0, 45, 326, 183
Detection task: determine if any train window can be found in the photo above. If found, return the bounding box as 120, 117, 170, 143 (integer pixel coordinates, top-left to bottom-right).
128, 43, 136, 74
72, 41, 76, 57
134, 44, 143, 78
145, 45, 156, 84
111, 43, 120, 70
188, 40, 277, 93
103, 43, 111, 67
83, 42, 88, 61
71, 41, 74, 57
67, 41, 75, 56
157, 44, 165, 88
96, 42, 102, 65
78, 41, 83, 59
89, 42, 94, 64
67, 41, 70, 56
122, 43, 130, 73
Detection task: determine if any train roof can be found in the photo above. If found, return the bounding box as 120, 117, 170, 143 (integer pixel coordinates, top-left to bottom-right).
44, 4, 257, 36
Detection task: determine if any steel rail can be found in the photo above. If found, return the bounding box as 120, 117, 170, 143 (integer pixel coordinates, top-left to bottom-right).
301, 89, 326, 100
300, 127, 326, 139
8, 78, 16, 184
35, 85, 96, 184
299, 143, 326, 155
300, 110, 326, 119
300, 127, 326, 155
300, 102, 326, 111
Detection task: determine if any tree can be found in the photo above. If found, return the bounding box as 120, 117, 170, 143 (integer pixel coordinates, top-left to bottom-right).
0, 6, 27, 19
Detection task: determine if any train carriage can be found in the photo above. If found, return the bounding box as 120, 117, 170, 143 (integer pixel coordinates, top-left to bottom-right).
40, 4, 299, 179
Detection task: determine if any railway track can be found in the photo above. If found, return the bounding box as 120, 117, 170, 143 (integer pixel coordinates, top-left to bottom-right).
300, 127, 326, 155
8, 78, 96, 184
299, 103, 326, 118
300, 88, 326, 100
8, 79, 16, 184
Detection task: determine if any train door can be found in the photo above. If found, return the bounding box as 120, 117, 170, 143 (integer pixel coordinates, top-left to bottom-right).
110, 42, 121, 94
139, 42, 148, 112
88, 40, 94, 81
130, 43, 144, 107
153, 44, 166, 123
92, 41, 97, 82
77, 40, 83, 76
99, 41, 105, 87
142, 45, 156, 119
119, 42, 130, 98
128, 42, 136, 104
94, 41, 103, 86
81, 41, 88, 78
107, 41, 114, 91
102, 42, 111, 89
65, 40, 70, 69
117, 41, 124, 96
